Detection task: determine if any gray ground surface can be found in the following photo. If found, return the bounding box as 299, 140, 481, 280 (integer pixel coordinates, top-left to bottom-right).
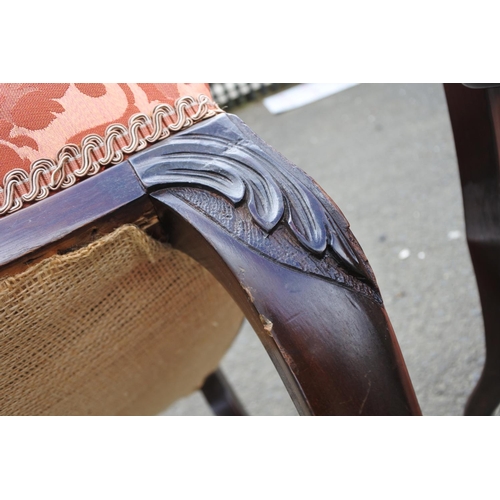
163, 83, 488, 416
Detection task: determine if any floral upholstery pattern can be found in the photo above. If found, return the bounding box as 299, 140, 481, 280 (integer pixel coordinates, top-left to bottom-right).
0, 84, 218, 214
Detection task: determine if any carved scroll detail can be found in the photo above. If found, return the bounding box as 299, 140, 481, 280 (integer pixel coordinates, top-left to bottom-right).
130, 114, 380, 301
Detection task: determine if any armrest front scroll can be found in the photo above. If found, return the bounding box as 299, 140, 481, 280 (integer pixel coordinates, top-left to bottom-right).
130, 113, 421, 415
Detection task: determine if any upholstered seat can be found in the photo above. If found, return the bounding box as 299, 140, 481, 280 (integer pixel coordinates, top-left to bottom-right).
0, 84, 244, 415
0, 83, 422, 416
0, 84, 220, 215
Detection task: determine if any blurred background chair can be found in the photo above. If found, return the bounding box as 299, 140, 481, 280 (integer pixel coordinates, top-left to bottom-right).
444, 83, 500, 415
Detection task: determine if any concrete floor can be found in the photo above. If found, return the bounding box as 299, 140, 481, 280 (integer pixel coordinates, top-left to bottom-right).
163, 83, 489, 416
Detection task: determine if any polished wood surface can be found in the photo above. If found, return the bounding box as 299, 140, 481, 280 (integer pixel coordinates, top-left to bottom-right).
445, 84, 500, 415
131, 113, 421, 415
1, 112, 422, 415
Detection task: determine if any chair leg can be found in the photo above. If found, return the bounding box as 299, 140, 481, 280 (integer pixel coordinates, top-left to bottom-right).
201, 368, 247, 416
444, 84, 500, 415
129, 113, 421, 415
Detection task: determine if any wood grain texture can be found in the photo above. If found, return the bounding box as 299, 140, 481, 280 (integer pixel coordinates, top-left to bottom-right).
445, 84, 500, 415
132, 113, 421, 415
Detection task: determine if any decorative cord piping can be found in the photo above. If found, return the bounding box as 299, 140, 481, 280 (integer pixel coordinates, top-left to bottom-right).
0, 94, 223, 216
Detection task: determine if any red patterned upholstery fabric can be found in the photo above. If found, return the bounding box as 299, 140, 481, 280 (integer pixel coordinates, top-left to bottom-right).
0, 84, 219, 215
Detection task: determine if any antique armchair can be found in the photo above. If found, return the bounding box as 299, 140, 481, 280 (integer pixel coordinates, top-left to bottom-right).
0, 83, 421, 415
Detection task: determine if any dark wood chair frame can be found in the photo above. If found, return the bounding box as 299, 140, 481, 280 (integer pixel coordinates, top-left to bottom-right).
7, 103, 472, 416
444, 83, 500, 416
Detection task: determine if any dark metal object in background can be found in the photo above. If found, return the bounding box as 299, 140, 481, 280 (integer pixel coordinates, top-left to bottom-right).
209, 83, 295, 110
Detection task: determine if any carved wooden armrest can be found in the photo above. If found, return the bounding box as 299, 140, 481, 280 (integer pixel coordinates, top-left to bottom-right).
130, 113, 421, 415
0, 108, 421, 415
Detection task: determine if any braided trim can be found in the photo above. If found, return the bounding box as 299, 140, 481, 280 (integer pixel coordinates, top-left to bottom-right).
0, 94, 223, 216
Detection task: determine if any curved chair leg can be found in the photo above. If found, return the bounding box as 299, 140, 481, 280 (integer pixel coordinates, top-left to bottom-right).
445, 84, 500, 415
129, 113, 421, 415
201, 369, 247, 416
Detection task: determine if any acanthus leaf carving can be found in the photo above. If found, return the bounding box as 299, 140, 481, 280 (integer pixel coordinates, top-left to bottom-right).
130, 113, 379, 297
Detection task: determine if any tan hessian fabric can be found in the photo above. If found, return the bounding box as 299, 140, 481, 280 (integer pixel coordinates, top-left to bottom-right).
0, 225, 244, 415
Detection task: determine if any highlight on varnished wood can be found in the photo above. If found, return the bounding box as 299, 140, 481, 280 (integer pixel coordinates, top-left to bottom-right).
445, 84, 500, 415
130, 113, 421, 415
